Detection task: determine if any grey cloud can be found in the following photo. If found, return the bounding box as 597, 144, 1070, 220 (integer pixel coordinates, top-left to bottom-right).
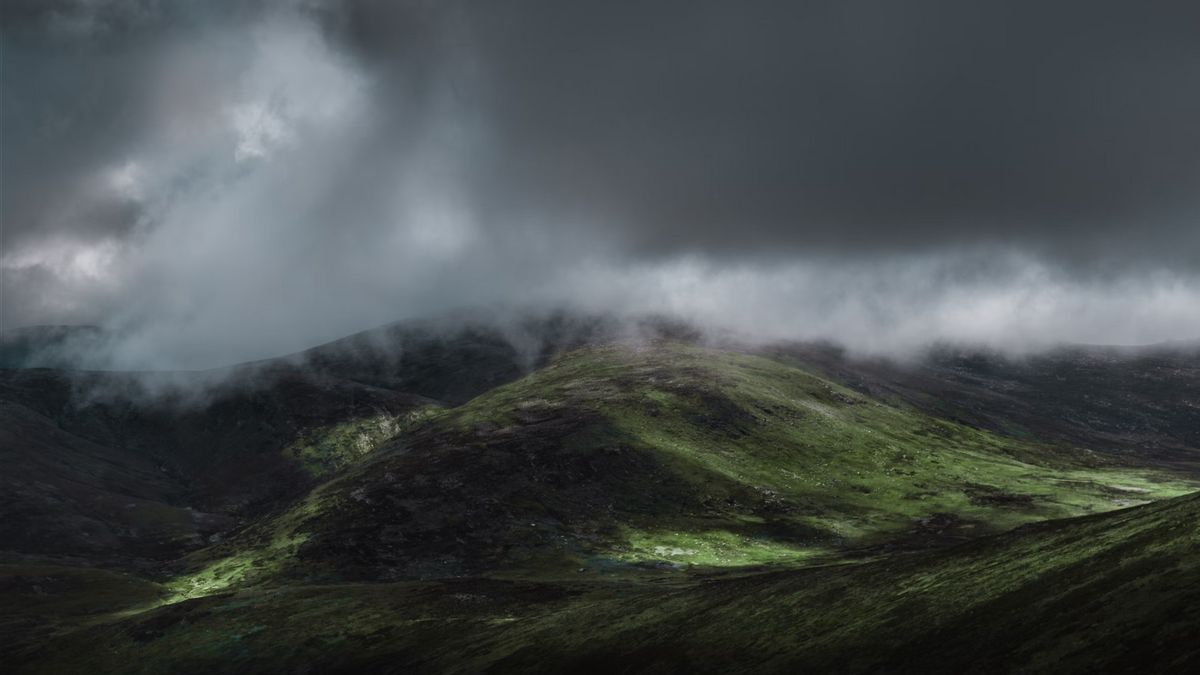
2, 1, 1199, 368
455, 1, 1200, 264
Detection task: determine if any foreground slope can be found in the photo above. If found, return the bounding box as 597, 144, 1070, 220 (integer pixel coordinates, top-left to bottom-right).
12, 485, 1199, 673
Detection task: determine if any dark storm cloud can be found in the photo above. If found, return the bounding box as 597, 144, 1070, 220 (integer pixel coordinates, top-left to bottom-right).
8, 0, 1200, 260
452, 0, 1200, 263
2, 1, 1199, 367
1, 1, 265, 247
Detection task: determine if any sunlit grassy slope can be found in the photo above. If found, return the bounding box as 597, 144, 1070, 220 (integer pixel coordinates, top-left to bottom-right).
7, 340, 1198, 674
170, 342, 1192, 590
14, 490, 1199, 674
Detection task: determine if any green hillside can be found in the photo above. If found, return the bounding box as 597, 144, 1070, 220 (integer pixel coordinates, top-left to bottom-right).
4, 337, 1198, 673
11, 481, 1198, 674
174, 342, 1192, 588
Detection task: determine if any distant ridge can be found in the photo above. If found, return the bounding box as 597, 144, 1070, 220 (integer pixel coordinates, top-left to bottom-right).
0, 325, 107, 369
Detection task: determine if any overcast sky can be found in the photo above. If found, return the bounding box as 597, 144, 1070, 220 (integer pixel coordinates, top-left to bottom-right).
3, 1, 1199, 368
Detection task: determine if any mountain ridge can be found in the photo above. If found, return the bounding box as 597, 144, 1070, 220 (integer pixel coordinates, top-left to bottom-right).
2, 313, 1197, 672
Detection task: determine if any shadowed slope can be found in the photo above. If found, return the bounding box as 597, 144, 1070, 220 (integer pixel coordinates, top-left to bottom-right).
13, 483, 1198, 674
775, 341, 1200, 465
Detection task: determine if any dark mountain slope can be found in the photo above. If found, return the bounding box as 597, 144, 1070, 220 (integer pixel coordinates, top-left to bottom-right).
12, 476, 1198, 674
483, 488, 1200, 674
772, 341, 1200, 465
0, 313, 686, 569
0, 313, 707, 566
0, 317, 555, 569
0, 400, 205, 566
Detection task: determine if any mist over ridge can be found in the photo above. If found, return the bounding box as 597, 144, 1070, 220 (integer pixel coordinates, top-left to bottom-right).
3, 0, 1199, 370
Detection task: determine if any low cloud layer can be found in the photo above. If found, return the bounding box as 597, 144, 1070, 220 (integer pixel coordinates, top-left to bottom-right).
3, 1, 1199, 369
